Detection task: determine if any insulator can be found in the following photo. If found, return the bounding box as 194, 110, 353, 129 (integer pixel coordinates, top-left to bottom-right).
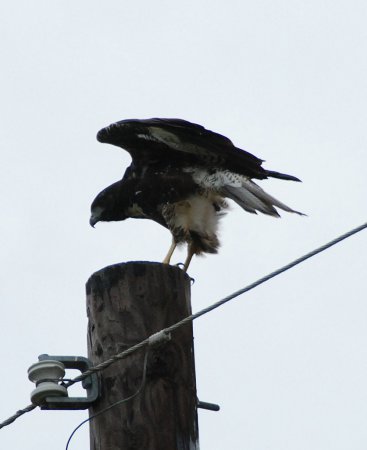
28, 360, 68, 405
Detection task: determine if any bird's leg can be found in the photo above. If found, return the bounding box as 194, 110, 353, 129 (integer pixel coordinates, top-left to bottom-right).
183, 244, 195, 272
162, 239, 177, 265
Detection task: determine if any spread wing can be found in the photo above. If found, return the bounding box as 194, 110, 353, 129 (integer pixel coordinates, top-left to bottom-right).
96, 118, 300, 182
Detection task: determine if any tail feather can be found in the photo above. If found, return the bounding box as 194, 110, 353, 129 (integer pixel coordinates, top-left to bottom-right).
243, 180, 305, 215
223, 185, 280, 217
223, 179, 305, 217
266, 170, 301, 182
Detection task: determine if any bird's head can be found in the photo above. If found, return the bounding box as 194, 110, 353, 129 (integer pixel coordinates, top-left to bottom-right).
89, 180, 130, 227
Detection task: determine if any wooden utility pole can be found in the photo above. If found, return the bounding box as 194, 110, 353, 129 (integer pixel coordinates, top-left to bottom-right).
86, 261, 199, 450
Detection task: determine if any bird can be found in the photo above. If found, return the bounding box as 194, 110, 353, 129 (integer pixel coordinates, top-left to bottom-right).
90, 118, 304, 271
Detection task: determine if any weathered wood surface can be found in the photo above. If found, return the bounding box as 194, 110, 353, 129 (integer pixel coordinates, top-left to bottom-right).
86, 261, 199, 450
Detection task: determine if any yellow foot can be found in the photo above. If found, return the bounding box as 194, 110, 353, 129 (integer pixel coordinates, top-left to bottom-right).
162, 240, 177, 265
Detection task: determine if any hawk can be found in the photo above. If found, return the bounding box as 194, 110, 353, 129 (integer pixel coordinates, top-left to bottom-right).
90, 118, 303, 270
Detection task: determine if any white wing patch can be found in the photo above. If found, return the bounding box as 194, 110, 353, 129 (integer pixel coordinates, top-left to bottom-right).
147, 127, 182, 148
147, 127, 204, 155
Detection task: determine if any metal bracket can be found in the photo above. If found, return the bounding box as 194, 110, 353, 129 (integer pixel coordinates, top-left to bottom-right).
38, 354, 99, 410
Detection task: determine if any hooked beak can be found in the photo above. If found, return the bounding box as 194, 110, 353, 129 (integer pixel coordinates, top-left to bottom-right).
90, 206, 104, 228
89, 215, 99, 228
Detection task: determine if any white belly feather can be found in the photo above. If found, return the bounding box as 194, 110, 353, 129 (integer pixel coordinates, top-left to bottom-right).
172, 195, 222, 237
162, 193, 227, 253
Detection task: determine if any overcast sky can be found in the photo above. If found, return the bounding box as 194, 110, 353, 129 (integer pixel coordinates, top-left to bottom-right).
1, 1, 367, 449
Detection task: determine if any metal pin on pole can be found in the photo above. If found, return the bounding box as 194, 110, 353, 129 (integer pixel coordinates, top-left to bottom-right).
197, 400, 220, 411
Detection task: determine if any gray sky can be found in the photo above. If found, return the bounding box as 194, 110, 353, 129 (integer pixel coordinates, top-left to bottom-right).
1, 1, 367, 449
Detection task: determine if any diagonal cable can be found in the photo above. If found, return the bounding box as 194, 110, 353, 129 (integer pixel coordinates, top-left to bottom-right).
65, 221, 367, 384
0, 221, 366, 430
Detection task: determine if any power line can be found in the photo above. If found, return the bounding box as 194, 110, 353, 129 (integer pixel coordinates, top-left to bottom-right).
0, 221, 366, 431
0, 404, 37, 429
67, 221, 367, 385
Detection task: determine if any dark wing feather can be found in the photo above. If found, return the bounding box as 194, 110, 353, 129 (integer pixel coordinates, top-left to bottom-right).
97, 118, 300, 181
